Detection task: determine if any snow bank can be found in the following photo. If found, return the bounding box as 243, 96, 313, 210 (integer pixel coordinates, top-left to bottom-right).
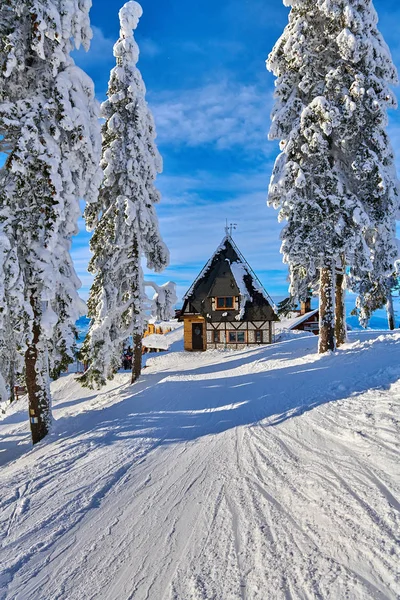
1, 331, 399, 599
142, 333, 169, 350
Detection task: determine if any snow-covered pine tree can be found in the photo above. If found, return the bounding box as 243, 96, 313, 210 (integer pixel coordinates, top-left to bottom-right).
348, 187, 399, 330
81, 1, 169, 389
276, 297, 296, 318
0, 216, 26, 403
145, 281, 177, 322
339, 1, 400, 331
0, 0, 101, 443
47, 251, 88, 379
267, 0, 398, 352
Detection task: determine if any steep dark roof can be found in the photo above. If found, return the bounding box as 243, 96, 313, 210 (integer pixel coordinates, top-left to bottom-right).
181, 236, 279, 322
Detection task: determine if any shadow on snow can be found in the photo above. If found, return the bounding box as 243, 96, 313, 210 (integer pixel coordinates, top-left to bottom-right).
50, 333, 400, 449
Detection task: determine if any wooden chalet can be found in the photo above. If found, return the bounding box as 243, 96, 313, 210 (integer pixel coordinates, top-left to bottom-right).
292, 300, 319, 334
276, 299, 320, 336
180, 235, 279, 351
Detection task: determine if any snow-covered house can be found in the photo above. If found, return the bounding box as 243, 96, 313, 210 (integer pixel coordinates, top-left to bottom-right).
180, 235, 279, 351
276, 300, 320, 336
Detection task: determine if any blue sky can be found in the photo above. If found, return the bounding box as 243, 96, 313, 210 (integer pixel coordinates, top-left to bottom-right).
72, 0, 400, 311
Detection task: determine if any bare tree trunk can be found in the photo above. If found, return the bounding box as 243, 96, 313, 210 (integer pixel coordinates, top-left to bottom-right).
319, 264, 336, 353
335, 257, 346, 347
386, 294, 395, 330
131, 333, 142, 384
25, 295, 51, 444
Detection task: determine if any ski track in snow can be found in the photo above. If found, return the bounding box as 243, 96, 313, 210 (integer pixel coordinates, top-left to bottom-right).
0, 330, 399, 600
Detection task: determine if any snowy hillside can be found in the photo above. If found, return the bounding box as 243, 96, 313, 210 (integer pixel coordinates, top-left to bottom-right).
0, 329, 399, 599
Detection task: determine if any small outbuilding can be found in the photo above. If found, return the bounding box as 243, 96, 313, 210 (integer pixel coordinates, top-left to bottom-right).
276, 299, 320, 336
180, 234, 279, 351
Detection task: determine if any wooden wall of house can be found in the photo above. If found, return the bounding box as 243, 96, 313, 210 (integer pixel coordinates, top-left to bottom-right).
206, 320, 274, 349
294, 313, 319, 335
144, 323, 172, 337
183, 316, 206, 351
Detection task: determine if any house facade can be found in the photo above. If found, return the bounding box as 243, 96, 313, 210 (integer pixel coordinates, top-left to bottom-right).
293, 301, 319, 334
276, 299, 320, 336
180, 235, 279, 351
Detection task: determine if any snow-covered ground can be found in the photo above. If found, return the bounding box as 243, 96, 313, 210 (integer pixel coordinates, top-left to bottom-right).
0, 328, 399, 600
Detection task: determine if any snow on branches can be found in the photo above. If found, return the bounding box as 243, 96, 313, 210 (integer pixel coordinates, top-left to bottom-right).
267, 0, 399, 341
0, 0, 100, 440
145, 281, 177, 322
82, 1, 169, 389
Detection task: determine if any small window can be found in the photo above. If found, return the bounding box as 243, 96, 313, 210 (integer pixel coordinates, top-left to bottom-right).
213, 330, 220, 343
216, 297, 234, 309
255, 330, 262, 343
228, 331, 246, 343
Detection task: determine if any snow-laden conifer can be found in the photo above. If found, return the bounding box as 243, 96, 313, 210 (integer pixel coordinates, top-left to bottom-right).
0, 216, 26, 403
145, 281, 178, 322
267, 0, 399, 351
341, 0, 400, 330
0, 0, 101, 443
81, 1, 169, 389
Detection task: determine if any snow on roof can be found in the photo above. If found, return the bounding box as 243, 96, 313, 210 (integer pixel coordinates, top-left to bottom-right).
142, 334, 169, 350
182, 238, 228, 302
182, 235, 275, 307
143, 325, 183, 349
276, 308, 319, 333
228, 239, 275, 305
230, 260, 252, 319
147, 319, 181, 330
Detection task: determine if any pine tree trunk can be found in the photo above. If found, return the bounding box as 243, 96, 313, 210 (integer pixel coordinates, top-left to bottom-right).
131, 333, 142, 384
335, 259, 346, 347
386, 294, 395, 330
25, 295, 51, 444
319, 264, 336, 353
9, 358, 15, 403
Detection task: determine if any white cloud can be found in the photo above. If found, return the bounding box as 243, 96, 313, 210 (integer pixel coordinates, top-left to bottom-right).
151, 80, 274, 153
139, 37, 162, 58
178, 39, 245, 56
71, 167, 288, 303
72, 26, 115, 70
153, 168, 287, 301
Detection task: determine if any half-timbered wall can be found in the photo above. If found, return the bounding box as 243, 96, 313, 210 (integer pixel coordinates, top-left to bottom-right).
205, 320, 274, 350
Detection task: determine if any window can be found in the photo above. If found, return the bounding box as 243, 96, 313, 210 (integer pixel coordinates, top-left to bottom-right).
228, 331, 245, 343
216, 296, 234, 309
255, 330, 262, 343
213, 330, 220, 343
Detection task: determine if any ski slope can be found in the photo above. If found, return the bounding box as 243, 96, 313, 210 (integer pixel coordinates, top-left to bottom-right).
0, 329, 399, 600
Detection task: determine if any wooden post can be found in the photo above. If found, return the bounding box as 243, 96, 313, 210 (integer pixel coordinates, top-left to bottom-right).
335, 257, 346, 347
131, 333, 142, 384
319, 264, 336, 353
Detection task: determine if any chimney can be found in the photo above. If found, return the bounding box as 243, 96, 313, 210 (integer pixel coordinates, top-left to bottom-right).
300, 298, 311, 315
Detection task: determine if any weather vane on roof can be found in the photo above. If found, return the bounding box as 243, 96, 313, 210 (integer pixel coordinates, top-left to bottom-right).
225, 219, 237, 238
